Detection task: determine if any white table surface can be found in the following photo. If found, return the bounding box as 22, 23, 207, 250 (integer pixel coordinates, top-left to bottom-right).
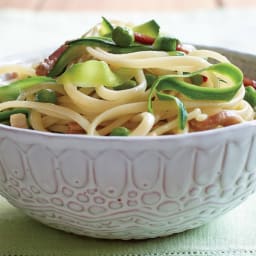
0, 8, 256, 57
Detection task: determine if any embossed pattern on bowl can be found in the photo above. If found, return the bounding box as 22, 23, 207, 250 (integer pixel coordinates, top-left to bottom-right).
0, 47, 256, 239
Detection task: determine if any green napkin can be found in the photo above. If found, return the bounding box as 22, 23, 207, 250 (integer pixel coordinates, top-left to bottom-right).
1, 195, 256, 256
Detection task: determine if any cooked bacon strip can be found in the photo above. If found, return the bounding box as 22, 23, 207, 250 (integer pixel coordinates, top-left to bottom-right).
189, 111, 242, 131
243, 77, 256, 89
3, 72, 18, 81
35, 44, 68, 76
66, 122, 85, 134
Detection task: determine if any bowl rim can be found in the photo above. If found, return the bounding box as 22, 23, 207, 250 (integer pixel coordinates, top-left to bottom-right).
1, 45, 256, 142
1, 120, 256, 142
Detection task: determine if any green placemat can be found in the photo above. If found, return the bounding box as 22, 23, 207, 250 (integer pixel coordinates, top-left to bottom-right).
1, 195, 256, 256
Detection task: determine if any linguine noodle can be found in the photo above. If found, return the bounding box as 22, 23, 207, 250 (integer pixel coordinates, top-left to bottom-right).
0, 19, 254, 136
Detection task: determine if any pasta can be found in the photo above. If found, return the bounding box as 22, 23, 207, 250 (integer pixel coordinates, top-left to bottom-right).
0, 18, 255, 136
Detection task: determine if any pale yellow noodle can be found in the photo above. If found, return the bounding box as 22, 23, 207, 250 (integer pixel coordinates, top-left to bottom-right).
0, 101, 90, 132
48, 124, 67, 133
129, 112, 155, 136
86, 47, 211, 72
98, 114, 133, 135
149, 108, 206, 136
41, 116, 60, 128
0, 64, 35, 77
230, 100, 254, 121
95, 70, 147, 101
0, 24, 253, 136
183, 86, 245, 109
188, 50, 230, 63
79, 87, 95, 95
17, 84, 65, 101
63, 69, 147, 113
200, 71, 219, 88
149, 118, 178, 136
58, 95, 95, 118
105, 50, 169, 59
88, 102, 148, 135
64, 82, 117, 112
29, 110, 48, 132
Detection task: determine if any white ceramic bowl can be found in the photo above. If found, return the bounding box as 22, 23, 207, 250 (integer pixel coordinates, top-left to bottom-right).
0, 47, 256, 240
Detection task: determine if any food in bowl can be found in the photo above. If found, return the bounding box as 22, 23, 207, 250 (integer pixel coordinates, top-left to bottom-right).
0, 17, 255, 136
0, 18, 256, 240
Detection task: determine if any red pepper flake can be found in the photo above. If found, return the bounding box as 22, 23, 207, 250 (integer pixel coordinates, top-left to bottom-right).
202, 75, 208, 83
134, 32, 155, 45
243, 77, 256, 89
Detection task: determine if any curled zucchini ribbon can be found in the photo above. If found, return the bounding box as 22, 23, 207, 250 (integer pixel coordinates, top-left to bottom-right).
0, 76, 55, 122
0, 76, 56, 102
49, 38, 154, 77
0, 108, 29, 122
48, 37, 179, 78
148, 63, 243, 130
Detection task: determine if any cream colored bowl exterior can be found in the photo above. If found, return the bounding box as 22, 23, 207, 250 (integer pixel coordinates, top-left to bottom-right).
0, 48, 256, 239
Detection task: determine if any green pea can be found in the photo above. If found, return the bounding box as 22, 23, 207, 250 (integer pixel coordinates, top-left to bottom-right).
112, 26, 134, 47
35, 89, 57, 104
244, 86, 256, 108
110, 127, 130, 136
